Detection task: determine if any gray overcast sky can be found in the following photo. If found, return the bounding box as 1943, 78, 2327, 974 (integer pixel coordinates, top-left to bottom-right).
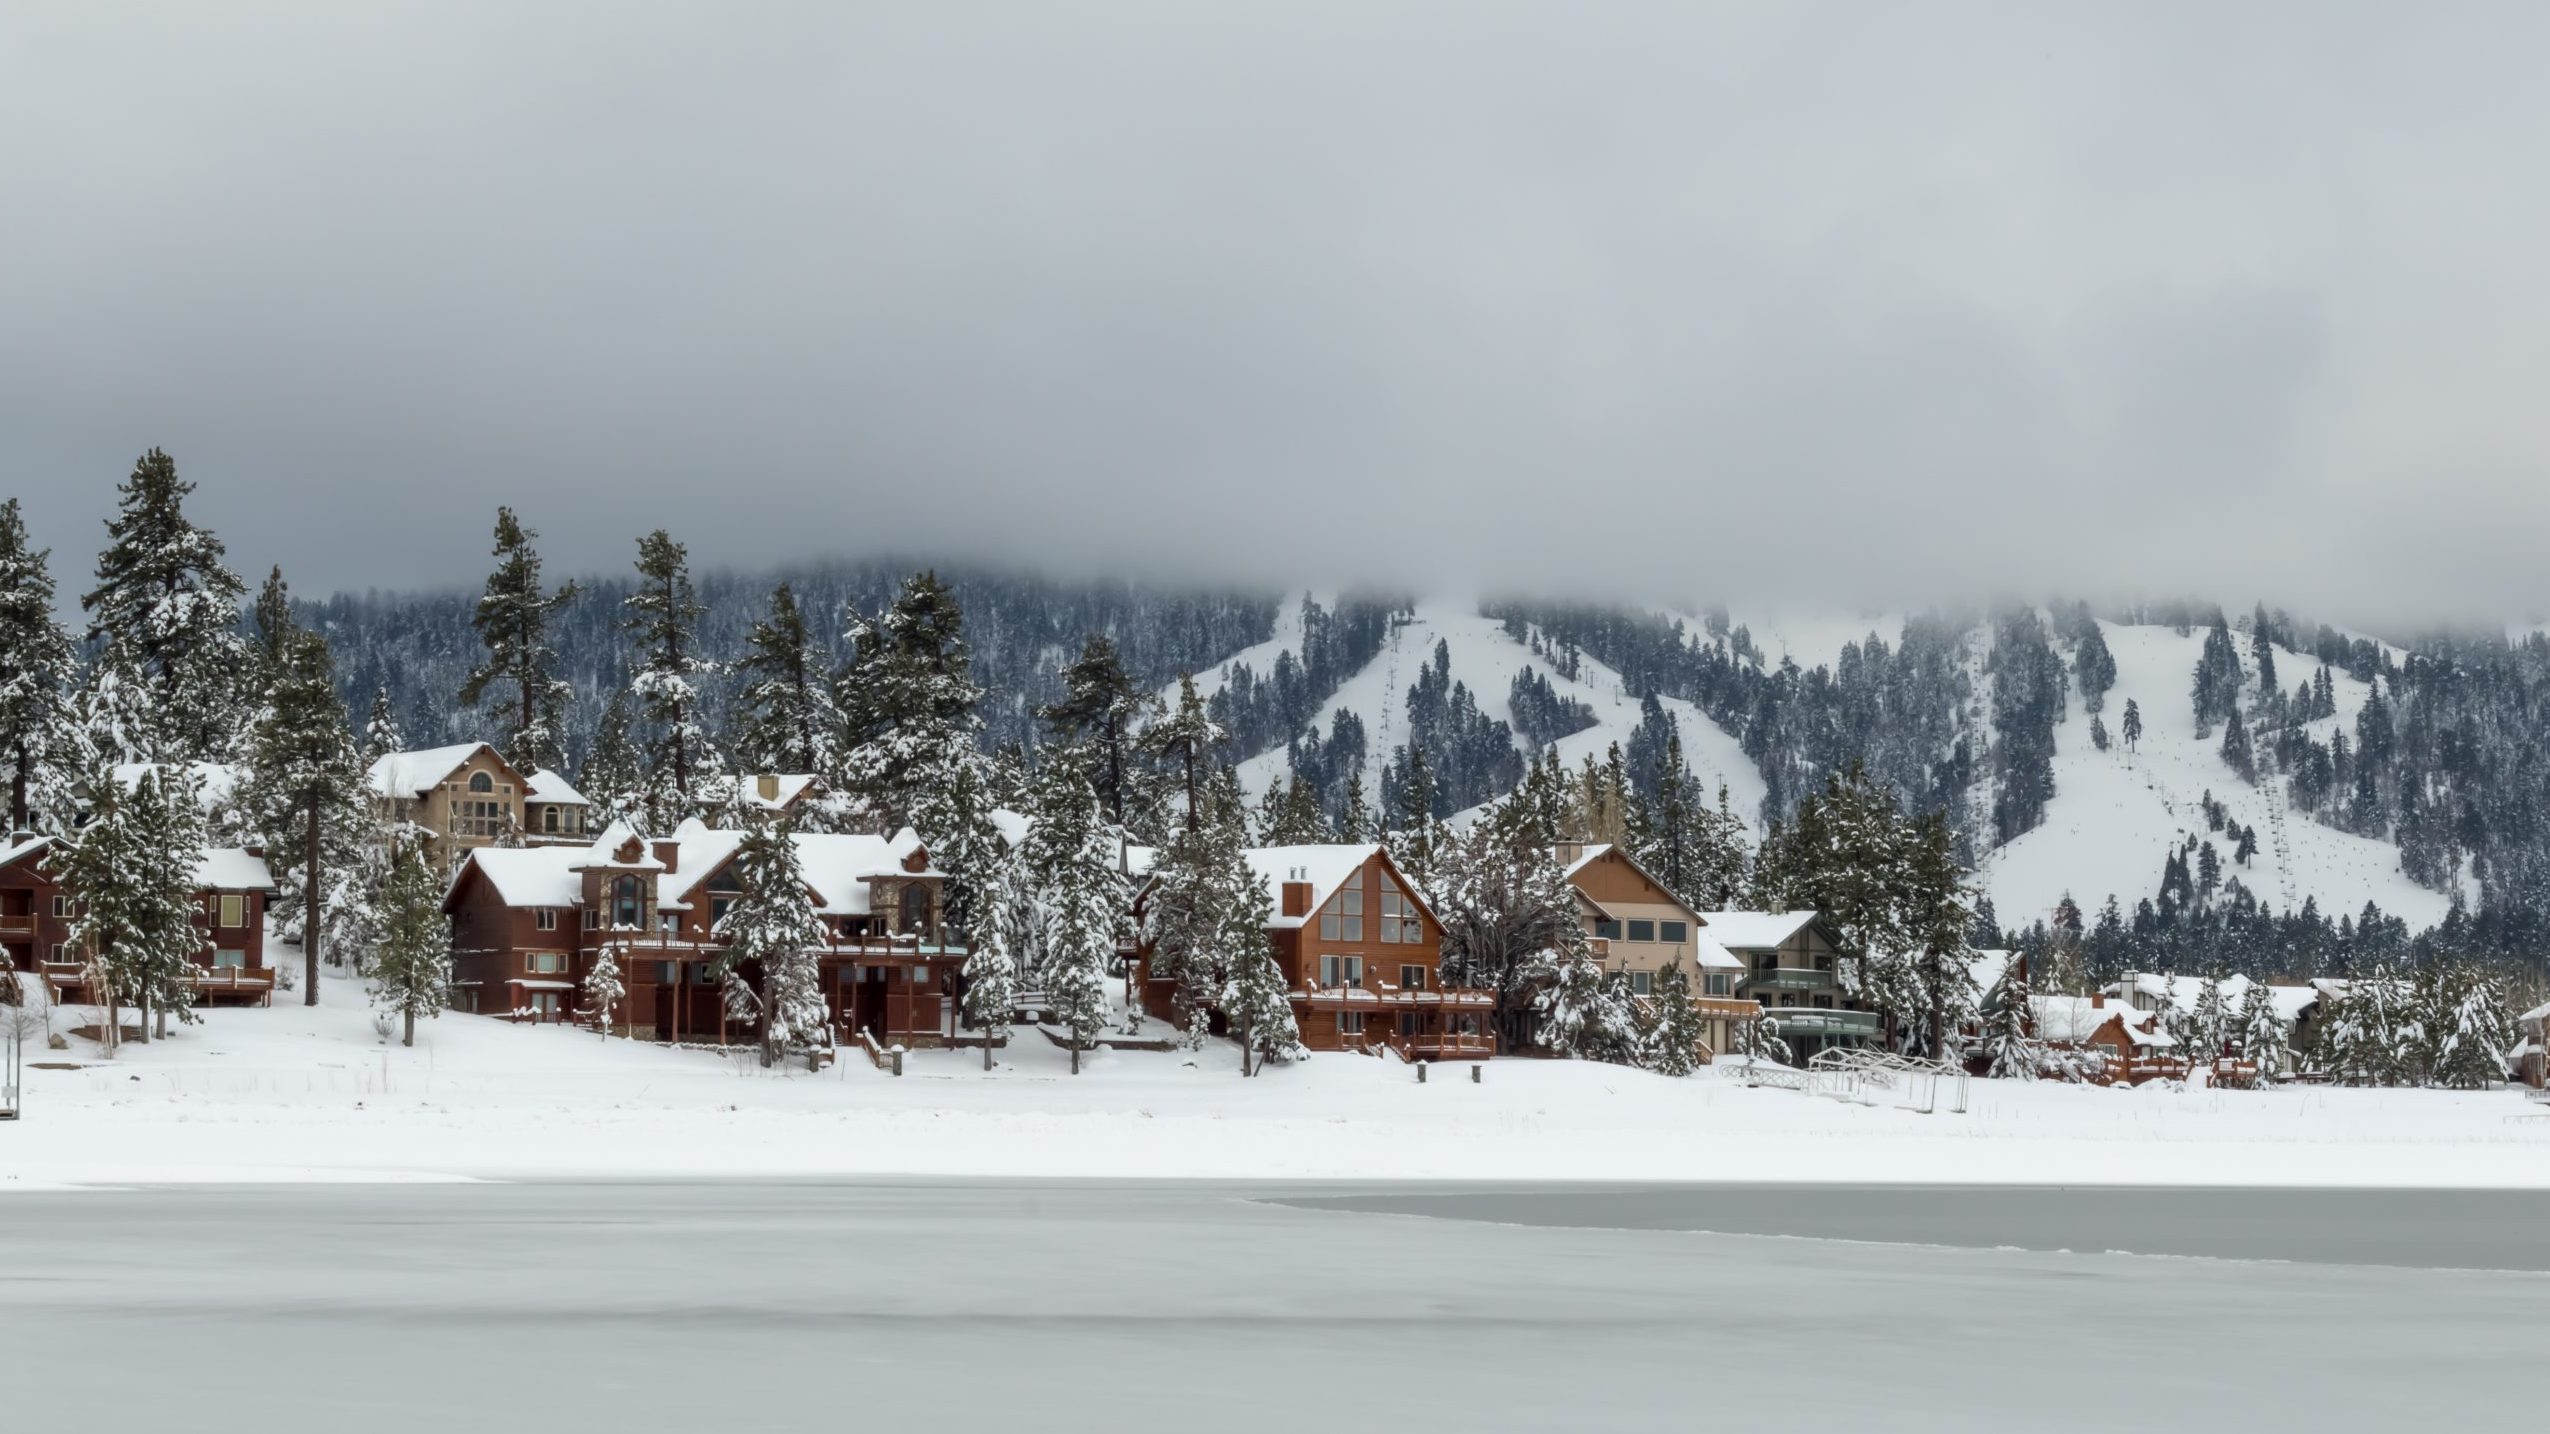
5, 2, 2548, 623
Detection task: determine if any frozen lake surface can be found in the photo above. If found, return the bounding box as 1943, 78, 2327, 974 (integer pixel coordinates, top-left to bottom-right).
2, 1179, 2537, 1431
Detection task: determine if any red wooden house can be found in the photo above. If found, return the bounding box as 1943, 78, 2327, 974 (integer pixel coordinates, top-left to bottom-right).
442, 818, 966, 1045
0, 835, 279, 1005
1133, 843, 1495, 1058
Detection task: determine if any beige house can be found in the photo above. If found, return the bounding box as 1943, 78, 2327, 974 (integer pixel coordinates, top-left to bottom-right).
1554, 842, 1757, 1060
1701, 910, 1880, 1062
367, 743, 535, 873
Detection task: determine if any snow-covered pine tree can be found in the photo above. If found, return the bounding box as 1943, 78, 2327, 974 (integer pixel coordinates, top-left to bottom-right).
371, 838, 452, 1046
251, 564, 295, 696
578, 691, 645, 826
2121, 698, 2142, 754
0, 499, 74, 832
61, 766, 205, 1051
624, 530, 722, 831
1981, 959, 2039, 1079
958, 861, 1021, 1070
1040, 634, 1154, 841
1139, 673, 1222, 836
731, 582, 843, 780
2234, 978, 2284, 1078
79, 448, 250, 765
582, 942, 625, 1040
909, 728, 1012, 976
1386, 743, 1442, 889
837, 572, 985, 833
714, 816, 829, 1066
242, 626, 365, 1007
2429, 961, 2512, 1090
1218, 848, 1299, 1076
1640, 959, 1705, 1076
458, 508, 579, 776
1336, 770, 1375, 844
1023, 756, 1125, 1073
360, 686, 403, 770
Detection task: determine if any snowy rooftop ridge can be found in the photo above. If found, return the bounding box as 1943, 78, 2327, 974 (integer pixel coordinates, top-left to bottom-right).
1696, 910, 1822, 950
366, 743, 501, 800
1243, 843, 1386, 930
526, 769, 590, 806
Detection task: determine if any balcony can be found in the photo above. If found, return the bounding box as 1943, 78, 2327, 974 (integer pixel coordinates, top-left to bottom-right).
1761, 1008, 1882, 1038
1741, 968, 1835, 993
1692, 995, 1762, 1019
1296, 981, 1495, 1009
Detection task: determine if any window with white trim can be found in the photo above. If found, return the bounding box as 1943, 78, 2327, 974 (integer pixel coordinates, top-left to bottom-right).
1627, 919, 1655, 943
535, 908, 558, 931
526, 952, 566, 975
1629, 970, 1654, 996
1378, 872, 1421, 943
1319, 954, 1363, 988
1399, 964, 1426, 991
1660, 920, 1689, 944
217, 894, 245, 928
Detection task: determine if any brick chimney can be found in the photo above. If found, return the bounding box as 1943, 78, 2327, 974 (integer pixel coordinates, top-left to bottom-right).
652, 839, 679, 873
2091, 993, 2105, 1009
1281, 880, 1314, 918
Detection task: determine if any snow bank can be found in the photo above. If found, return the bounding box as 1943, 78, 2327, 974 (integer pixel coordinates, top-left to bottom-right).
7, 972, 2546, 1192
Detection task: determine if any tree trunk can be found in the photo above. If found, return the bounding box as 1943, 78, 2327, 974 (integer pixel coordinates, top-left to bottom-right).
982, 1033, 993, 1071
10, 739, 28, 833
304, 799, 323, 1006
403, 1006, 415, 1047
136, 988, 150, 1045
1071, 1039, 1081, 1075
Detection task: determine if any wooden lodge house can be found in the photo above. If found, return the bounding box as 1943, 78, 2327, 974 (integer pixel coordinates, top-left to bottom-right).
0, 833, 281, 1004
369, 743, 599, 874
442, 817, 965, 1044
1552, 842, 1758, 1060
1132, 843, 1496, 1058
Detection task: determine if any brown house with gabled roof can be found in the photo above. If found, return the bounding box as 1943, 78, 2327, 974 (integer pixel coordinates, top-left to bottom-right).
0, 835, 279, 1005
1133, 843, 1495, 1058
1554, 842, 1759, 1061
442, 817, 966, 1044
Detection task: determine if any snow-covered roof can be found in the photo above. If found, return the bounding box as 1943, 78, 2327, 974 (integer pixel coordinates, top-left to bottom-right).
2104, 973, 2317, 1027
1557, 842, 1615, 879
570, 819, 664, 873
0, 833, 52, 871
1691, 931, 1745, 971
740, 774, 821, 811
1697, 910, 1822, 951
2030, 994, 2171, 1047
525, 769, 590, 807
1967, 949, 2015, 994
193, 847, 276, 892
1245, 844, 1388, 930
2519, 1000, 2550, 1025
366, 743, 499, 799
462, 846, 588, 908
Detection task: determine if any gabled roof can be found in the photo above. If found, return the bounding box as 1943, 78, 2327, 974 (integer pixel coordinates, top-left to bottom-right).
2103, 973, 2317, 1027
0, 833, 53, 872
2030, 994, 2172, 1047
525, 769, 590, 807
1698, 910, 1826, 951
1245, 844, 1386, 931
740, 774, 822, 811
452, 846, 587, 910
1553, 843, 1707, 923
367, 743, 514, 800
570, 819, 664, 873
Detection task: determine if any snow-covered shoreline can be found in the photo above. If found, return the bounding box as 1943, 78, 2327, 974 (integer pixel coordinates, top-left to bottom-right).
9, 977, 2547, 1192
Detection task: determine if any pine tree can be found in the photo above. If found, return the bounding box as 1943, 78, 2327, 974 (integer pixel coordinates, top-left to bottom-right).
61, 767, 204, 1052
1387, 744, 1442, 890
360, 687, 403, 769
458, 508, 579, 775
2074, 621, 2116, 713
1640, 959, 1705, 1076
0, 499, 73, 832
581, 942, 625, 1041
2121, 698, 2142, 754
1434, 806, 1587, 1053
1023, 757, 1126, 1073
714, 817, 830, 1065
1140, 673, 1222, 834
624, 530, 722, 830
1223, 925, 1302, 1076
251, 564, 295, 694
80, 448, 249, 764
1981, 959, 2039, 1079
579, 691, 645, 824
2220, 703, 2255, 782
1041, 634, 1153, 836
837, 572, 984, 832
1141, 759, 1258, 1047
1336, 770, 1375, 843
2089, 713, 2110, 752
242, 626, 365, 1007
2430, 961, 2512, 1090
1535, 947, 1636, 1062
2233, 979, 2284, 1076
958, 862, 1021, 1070
372, 839, 452, 1047
731, 583, 842, 778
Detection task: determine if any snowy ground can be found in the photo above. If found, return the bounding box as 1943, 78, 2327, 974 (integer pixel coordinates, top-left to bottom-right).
7, 969, 2548, 1190
1982, 619, 2454, 928
1, 1178, 2534, 1433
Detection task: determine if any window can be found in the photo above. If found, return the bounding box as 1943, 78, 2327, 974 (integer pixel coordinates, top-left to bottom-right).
583, 910, 600, 932
710, 897, 733, 927
612, 876, 643, 929
1318, 880, 1364, 942
50, 895, 70, 918
1630, 970, 1654, 996
1399, 964, 1427, 991
541, 807, 559, 834
1319, 954, 1363, 988
213, 949, 245, 969
1813, 995, 1833, 1010
1704, 973, 1732, 996
1627, 919, 1656, 943
657, 912, 680, 937
528, 991, 559, 1017
1594, 919, 1623, 942
217, 894, 245, 928
527, 952, 566, 974
899, 883, 931, 936
1815, 954, 1834, 971
1660, 921, 1689, 944
535, 909, 558, 931
1755, 953, 1777, 971
1378, 874, 1421, 943
1338, 1012, 1365, 1036
468, 772, 494, 794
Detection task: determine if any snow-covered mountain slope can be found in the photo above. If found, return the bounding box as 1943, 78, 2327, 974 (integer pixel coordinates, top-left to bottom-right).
1188, 590, 1321, 702
1979, 620, 2454, 928
1715, 609, 1905, 673
1226, 598, 1767, 832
